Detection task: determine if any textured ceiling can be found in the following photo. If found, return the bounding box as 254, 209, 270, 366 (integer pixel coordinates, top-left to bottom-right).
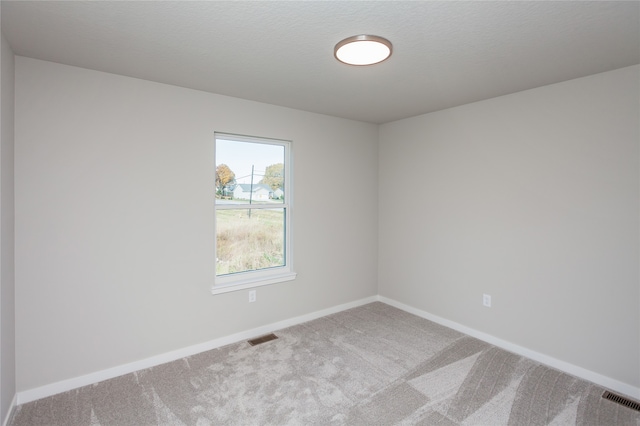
2, 1, 639, 124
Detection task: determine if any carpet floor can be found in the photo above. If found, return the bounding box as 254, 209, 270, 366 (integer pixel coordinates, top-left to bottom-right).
10, 302, 640, 425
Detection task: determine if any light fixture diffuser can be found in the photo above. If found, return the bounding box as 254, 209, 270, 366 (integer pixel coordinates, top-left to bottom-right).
334, 35, 392, 66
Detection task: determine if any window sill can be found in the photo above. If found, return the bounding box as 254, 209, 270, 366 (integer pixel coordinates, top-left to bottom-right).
211, 271, 297, 295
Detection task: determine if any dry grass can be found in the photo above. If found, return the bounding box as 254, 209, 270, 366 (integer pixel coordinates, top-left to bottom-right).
216, 208, 284, 275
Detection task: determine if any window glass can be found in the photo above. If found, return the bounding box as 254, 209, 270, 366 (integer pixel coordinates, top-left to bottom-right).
215, 139, 284, 205
216, 208, 285, 275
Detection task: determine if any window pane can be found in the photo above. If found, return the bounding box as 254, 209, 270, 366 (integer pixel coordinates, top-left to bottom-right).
216, 208, 285, 275
215, 139, 285, 204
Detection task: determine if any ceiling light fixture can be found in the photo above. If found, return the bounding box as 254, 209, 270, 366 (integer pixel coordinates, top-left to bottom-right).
334, 35, 392, 66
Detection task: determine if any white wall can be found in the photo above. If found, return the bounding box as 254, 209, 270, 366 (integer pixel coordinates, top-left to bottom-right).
14, 57, 379, 392
0, 26, 16, 421
379, 65, 640, 390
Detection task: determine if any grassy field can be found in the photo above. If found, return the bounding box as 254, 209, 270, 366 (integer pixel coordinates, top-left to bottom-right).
216, 208, 285, 275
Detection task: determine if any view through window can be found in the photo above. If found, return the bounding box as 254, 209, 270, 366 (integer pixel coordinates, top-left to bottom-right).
214, 133, 294, 290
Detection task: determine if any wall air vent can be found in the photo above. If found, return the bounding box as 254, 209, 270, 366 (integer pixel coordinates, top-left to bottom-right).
602, 391, 640, 412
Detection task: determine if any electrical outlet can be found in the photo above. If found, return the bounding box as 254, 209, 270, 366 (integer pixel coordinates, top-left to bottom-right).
249, 290, 256, 303
483, 294, 491, 307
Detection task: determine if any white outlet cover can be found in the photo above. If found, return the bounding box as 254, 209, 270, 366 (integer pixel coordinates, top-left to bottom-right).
483, 294, 491, 307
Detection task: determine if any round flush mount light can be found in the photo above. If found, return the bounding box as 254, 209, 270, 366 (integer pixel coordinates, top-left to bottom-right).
334, 35, 392, 66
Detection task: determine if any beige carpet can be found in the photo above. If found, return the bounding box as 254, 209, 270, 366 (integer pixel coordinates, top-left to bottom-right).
10, 302, 640, 425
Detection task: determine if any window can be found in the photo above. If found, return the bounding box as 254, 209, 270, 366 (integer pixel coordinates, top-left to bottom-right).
212, 133, 295, 294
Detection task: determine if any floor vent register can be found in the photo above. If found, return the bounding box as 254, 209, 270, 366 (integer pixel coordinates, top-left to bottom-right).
248, 333, 279, 346
602, 391, 640, 412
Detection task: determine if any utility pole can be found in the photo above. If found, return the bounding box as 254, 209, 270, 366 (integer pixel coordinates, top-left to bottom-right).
248, 165, 254, 217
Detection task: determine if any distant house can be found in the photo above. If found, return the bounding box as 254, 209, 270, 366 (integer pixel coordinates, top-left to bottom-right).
273, 188, 284, 199
233, 184, 273, 201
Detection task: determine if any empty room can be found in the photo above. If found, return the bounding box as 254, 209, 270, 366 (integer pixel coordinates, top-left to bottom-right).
0, 1, 638, 425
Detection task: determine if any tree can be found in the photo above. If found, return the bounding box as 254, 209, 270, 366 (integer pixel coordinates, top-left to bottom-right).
259, 163, 284, 192
215, 164, 236, 196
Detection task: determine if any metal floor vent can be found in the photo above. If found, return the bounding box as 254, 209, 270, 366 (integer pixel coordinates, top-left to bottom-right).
248, 333, 278, 346
602, 391, 640, 412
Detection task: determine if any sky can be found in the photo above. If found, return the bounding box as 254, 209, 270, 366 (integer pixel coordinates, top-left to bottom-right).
216, 138, 284, 184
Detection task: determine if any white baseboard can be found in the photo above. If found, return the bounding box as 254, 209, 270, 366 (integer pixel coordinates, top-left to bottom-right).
2, 393, 16, 426
16, 294, 639, 405
378, 295, 640, 400
17, 295, 378, 405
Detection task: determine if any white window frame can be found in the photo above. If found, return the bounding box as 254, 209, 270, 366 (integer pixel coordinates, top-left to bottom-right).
212, 133, 296, 294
